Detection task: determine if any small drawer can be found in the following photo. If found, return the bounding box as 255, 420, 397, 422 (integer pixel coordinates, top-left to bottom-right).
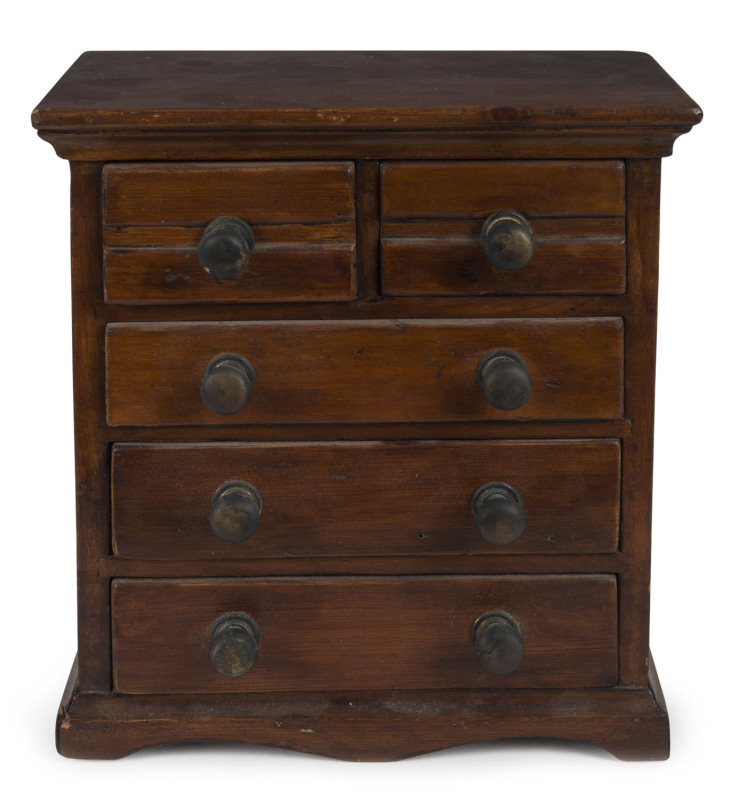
102, 162, 356, 303
381, 160, 626, 296
111, 439, 621, 559
111, 575, 618, 694
105, 317, 624, 426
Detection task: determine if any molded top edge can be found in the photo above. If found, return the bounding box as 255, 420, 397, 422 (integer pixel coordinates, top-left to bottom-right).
32, 51, 702, 132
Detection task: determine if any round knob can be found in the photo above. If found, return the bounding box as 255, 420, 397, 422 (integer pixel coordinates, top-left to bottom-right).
480, 211, 535, 271
198, 216, 255, 279
210, 481, 262, 543
477, 349, 532, 411
200, 353, 256, 416
472, 611, 525, 675
209, 613, 260, 678
471, 482, 526, 545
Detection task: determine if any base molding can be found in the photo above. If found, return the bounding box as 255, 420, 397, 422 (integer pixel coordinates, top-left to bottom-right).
57, 655, 669, 761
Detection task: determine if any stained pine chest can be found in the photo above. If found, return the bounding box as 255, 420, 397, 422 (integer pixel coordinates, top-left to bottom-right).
32, 51, 701, 760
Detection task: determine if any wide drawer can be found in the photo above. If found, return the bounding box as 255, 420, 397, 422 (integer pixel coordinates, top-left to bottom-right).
102, 162, 356, 304
381, 160, 626, 296
112, 439, 621, 559
111, 575, 618, 693
105, 318, 624, 426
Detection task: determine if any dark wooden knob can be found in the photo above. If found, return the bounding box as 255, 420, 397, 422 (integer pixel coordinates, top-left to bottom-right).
471, 482, 526, 545
477, 349, 532, 411
472, 611, 525, 675
209, 613, 260, 678
210, 481, 262, 543
480, 210, 535, 271
200, 353, 256, 416
198, 216, 255, 279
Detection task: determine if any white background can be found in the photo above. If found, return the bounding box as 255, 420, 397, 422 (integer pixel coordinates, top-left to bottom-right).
2, 1, 728, 797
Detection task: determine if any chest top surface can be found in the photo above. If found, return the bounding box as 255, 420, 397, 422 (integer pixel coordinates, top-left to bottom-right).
32, 50, 701, 133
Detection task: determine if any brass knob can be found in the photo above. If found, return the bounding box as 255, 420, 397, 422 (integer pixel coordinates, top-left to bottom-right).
210, 481, 262, 543
480, 211, 535, 271
200, 353, 256, 416
209, 613, 260, 678
471, 482, 526, 545
198, 216, 255, 279
472, 611, 525, 675
477, 349, 532, 411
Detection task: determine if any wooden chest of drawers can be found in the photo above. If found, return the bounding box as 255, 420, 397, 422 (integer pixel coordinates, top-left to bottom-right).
32, 51, 701, 761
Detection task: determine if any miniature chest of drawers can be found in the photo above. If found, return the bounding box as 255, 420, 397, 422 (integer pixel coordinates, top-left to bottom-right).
33, 51, 701, 761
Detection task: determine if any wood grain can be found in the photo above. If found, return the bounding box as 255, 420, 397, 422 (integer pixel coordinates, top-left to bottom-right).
103, 162, 355, 225
69, 163, 111, 692
99, 553, 627, 579
98, 293, 634, 323
105, 318, 624, 426
111, 439, 620, 559
57, 656, 669, 760
355, 160, 380, 299
380, 162, 626, 296
34, 51, 700, 762
102, 161, 356, 303
618, 159, 662, 685
100, 419, 632, 444
104, 245, 356, 304
111, 575, 618, 693
39, 128, 694, 161
381, 235, 626, 296
105, 221, 356, 247
33, 51, 701, 132
381, 161, 625, 218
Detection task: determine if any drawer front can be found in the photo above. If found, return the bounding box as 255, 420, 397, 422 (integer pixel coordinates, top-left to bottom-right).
103, 162, 356, 303
105, 318, 624, 426
381, 161, 626, 296
112, 439, 621, 559
111, 576, 618, 693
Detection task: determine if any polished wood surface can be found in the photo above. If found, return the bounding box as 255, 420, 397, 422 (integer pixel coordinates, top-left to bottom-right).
32, 51, 701, 131
618, 159, 662, 684
104, 162, 356, 303
99, 419, 632, 444
381, 161, 625, 217
380, 161, 626, 296
111, 439, 621, 559
33, 51, 700, 761
104, 162, 355, 223
105, 247, 356, 304
105, 318, 624, 426
57, 656, 670, 761
99, 553, 627, 579
38, 127, 699, 162
381, 218, 626, 296
111, 576, 618, 693
69, 163, 111, 692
